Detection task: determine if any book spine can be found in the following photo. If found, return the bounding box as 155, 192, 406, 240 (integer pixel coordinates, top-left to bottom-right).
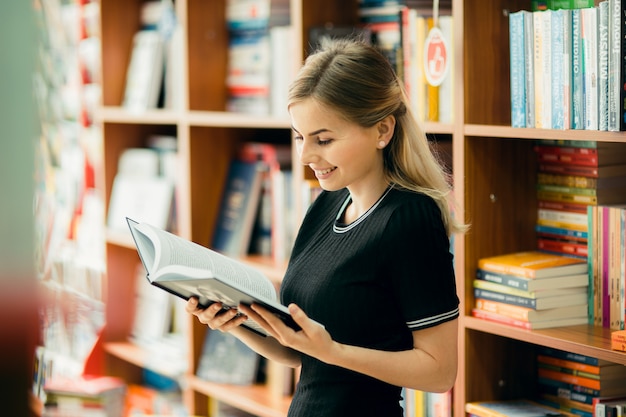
621, 0, 626, 130
510, 10, 527, 128
537, 375, 602, 396
536, 139, 599, 148
537, 381, 596, 405
599, 1, 610, 131
525, 11, 536, 127
471, 308, 532, 329
572, 8, 584, 129
539, 163, 599, 178
537, 173, 599, 189
537, 346, 603, 366
536, 224, 589, 240
475, 298, 532, 321
602, 206, 611, 328
534, 10, 553, 128
551, 9, 566, 129
536, 190, 597, 205
581, 7, 598, 130
537, 237, 589, 258
476, 269, 532, 291
474, 288, 537, 309
608, 0, 621, 131
537, 354, 602, 374
538, 363, 600, 380
537, 368, 601, 390
537, 208, 589, 227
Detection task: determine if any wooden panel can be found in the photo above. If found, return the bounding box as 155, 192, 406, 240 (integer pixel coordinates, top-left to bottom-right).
464, 329, 537, 404
187, 0, 228, 111
100, 1, 142, 106
300, 0, 360, 55
463, 136, 537, 315
463, 0, 529, 125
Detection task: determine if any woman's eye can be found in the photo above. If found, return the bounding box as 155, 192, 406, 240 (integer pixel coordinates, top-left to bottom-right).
318, 138, 332, 145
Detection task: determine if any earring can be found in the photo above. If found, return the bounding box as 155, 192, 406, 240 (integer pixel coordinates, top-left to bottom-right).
378, 140, 386, 148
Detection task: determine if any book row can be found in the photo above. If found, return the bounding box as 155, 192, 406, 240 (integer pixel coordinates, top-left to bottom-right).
509, 1, 626, 131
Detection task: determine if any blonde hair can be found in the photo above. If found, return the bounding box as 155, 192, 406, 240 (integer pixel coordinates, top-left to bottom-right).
288, 38, 467, 236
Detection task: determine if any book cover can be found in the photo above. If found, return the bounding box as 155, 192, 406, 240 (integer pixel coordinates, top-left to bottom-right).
537, 237, 588, 259
478, 251, 588, 279
537, 354, 624, 375
211, 159, 265, 258
122, 30, 164, 112
476, 268, 588, 292
196, 329, 260, 385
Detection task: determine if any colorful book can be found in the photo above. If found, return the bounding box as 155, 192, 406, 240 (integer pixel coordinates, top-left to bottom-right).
537, 346, 614, 367
510, 10, 527, 128
475, 298, 588, 322
477, 251, 588, 279
534, 144, 626, 166
535, 224, 588, 241
476, 268, 588, 292
537, 237, 588, 259
537, 368, 626, 394
538, 162, 626, 179
537, 354, 625, 375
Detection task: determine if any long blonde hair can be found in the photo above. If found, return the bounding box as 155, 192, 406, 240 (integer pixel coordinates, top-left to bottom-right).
288, 38, 466, 236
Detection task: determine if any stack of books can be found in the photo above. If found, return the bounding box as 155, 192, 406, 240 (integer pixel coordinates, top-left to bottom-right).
472, 251, 589, 329
534, 139, 626, 260
535, 346, 626, 417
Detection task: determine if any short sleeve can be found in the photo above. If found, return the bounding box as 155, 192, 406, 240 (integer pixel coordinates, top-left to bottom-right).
381, 194, 459, 330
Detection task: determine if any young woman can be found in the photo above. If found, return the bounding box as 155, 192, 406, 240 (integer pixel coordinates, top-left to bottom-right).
187, 38, 466, 417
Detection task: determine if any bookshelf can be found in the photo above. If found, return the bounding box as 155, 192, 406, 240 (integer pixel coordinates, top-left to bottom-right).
455, 1, 626, 417
97, 1, 626, 417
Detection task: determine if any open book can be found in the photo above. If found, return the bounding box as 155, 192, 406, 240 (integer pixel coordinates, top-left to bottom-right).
126, 218, 299, 337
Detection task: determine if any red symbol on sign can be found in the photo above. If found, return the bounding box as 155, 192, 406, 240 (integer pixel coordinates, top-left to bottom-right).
424, 27, 449, 87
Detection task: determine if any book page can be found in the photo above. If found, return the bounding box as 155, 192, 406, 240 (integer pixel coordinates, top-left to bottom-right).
135, 221, 277, 301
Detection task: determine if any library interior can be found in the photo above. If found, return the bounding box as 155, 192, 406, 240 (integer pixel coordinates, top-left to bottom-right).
2, 0, 626, 416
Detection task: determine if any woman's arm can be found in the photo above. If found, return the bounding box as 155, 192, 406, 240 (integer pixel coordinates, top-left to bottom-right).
186, 298, 302, 368
246, 302, 458, 392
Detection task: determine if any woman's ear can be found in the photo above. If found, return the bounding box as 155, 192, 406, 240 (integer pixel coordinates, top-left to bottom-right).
377, 115, 396, 142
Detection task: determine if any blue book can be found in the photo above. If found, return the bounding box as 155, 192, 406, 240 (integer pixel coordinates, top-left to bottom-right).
572, 8, 584, 129
510, 10, 527, 127
535, 224, 588, 240
537, 346, 612, 366
211, 160, 265, 257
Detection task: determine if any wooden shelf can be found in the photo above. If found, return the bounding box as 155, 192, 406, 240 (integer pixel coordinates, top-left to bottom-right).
188, 376, 291, 417
463, 318, 626, 365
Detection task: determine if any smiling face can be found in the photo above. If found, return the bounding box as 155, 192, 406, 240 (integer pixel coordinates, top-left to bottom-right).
290, 98, 394, 199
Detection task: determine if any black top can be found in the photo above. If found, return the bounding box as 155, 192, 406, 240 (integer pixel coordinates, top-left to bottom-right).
280, 186, 459, 417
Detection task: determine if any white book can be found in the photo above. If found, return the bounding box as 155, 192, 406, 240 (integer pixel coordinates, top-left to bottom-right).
438, 15, 454, 124
534, 11, 552, 129
581, 7, 599, 130
599, 1, 610, 131
123, 30, 164, 111
127, 218, 323, 337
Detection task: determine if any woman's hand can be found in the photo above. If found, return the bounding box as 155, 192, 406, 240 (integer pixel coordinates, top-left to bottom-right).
239, 303, 335, 363
185, 297, 248, 332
